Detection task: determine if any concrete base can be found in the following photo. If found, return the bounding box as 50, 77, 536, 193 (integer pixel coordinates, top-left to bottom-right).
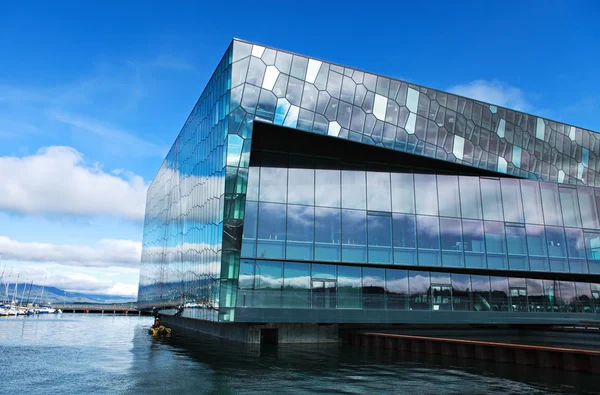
160, 315, 339, 344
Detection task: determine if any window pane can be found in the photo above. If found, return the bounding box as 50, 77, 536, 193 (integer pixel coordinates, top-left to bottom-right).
526, 224, 549, 272
287, 168, 314, 205
254, 260, 282, 308
386, 269, 409, 310
521, 180, 544, 224
558, 281, 576, 312
391, 173, 415, 214
546, 226, 567, 273
417, 215, 441, 266
409, 271, 430, 310
490, 276, 509, 312
506, 225, 528, 271
239, 260, 255, 290
540, 183, 563, 226
437, 175, 460, 217
575, 282, 593, 313
392, 214, 417, 265
559, 187, 581, 228
283, 262, 310, 307
578, 187, 600, 229
415, 174, 438, 215
584, 232, 600, 274
363, 267, 385, 309
242, 201, 258, 257
342, 170, 366, 209
484, 221, 507, 269
527, 278, 546, 312
257, 202, 286, 259
471, 275, 491, 311
565, 228, 588, 273
451, 273, 471, 311
480, 178, 503, 221
315, 169, 340, 207
501, 178, 524, 223
246, 167, 260, 201
286, 205, 314, 260
342, 209, 367, 263
463, 219, 486, 268
367, 171, 391, 211
337, 265, 361, 309
459, 176, 482, 219
440, 217, 464, 267
431, 272, 452, 311
368, 213, 393, 264
314, 207, 341, 261
259, 167, 287, 203
508, 277, 528, 312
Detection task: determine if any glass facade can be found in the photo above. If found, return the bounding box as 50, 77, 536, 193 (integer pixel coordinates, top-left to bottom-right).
138, 39, 600, 324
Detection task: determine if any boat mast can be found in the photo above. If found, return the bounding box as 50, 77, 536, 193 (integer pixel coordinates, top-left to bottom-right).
12, 273, 19, 304
20, 280, 28, 307
26, 281, 33, 305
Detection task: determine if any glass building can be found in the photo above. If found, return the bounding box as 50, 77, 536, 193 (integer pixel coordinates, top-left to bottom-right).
138, 39, 600, 329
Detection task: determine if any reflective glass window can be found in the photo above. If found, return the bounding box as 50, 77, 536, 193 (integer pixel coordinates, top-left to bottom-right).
342, 209, 367, 263
415, 174, 438, 215
314, 207, 341, 262
259, 167, 287, 203
459, 176, 482, 219
242, 201, 258, 257
451, 274, 471, 311
254, 260, 282, 308
559, 187, 581, 228
546, 226, 567, 273
543, 280, 558, 312
286, 205, 314, 261
341, 170, 366, 210
540, 183, 563, 226
437, 175, 460, 217
508, 277, 528, 312
440, 217, 464, 267
430, 273, 452, 311
363, 267, 385, 309
311, 264, 337, 308
574, 282, 593, 313
315, 170, 340, 207
484, 221, 507, 269
283, 262, 310, 308
392, 214, 417, 265
526, 224, 549, 272
337, 265, 361, 309
578, 188, 600, 229
409, 271, 430, 310
480, 178, 503, 221
257, 203, 286, 259
501, 178, 524, 223
386, 269, 409, 310
506, 225, 528, 271
246, 167, 260, 201
367, 171, 391, 212
584, 232, 600, 274
521, 181, 544, 224
391, 173, 415, 214
287, 168, 314, 205
417, 215, 441, 266
527, 278, 546, 312
490, 276, 509, 312
558, 281, 576, 312
471, 275, 491, 311
463, 219, 486, 268
565, 228, 588, 273
368, 213, 393, 264
592, 284, 600, 313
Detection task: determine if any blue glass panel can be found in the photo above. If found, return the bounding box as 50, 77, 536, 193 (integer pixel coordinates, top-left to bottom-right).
337, 265, 361, 309
367, 213, 393, 264
256, 202, 286, 259
437, 176, 460, 218
490, 276, 509, 312
440, 217, 464, 267
241, 201, 258, 257
505, 225, 528, 271
463, 219, 486, 268
484, 221, 507, 269
391, 173, 415, 214
367, 172, 391, 212
459, 176, 482, 219
415, 174, 438, 215
254, 260, 282, 308
500, 178, 524, 223
392, 214, 417, 265
546, 226, 567, 272
259, 167, 287, 203
559, 187, 581, 228
540, 183, 563, 226
286, 205, 314, 261
315, 169, 341, 208
312, 263, 337, 279
363, 267, 385, 309
565, 228, 588, 273
578, 188, 600, 230
521, 181, 544, 224
385, 269, 409, 310
341, 170, 366, 209
288, 168, 314, 205
409, 271, 430, 310
471, 275, 492, 311
314, 207, 341, 261
584, 232, 600, 274
480, 178, 504, 221
417, 215, 441, 266
283, 262, 310, 308
526, 224, 549, 272
342, 209, 367, 263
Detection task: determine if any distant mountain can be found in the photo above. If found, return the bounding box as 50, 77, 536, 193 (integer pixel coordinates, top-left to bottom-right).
0, 283, 135, 304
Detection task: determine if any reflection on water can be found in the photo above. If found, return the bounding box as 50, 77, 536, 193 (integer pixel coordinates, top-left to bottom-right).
0, 315, 599, 394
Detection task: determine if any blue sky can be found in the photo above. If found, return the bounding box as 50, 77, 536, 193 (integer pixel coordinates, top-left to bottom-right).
0, 1, 598, 296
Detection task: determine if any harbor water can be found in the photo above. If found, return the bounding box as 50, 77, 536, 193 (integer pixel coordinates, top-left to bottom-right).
1, 314, 599, 394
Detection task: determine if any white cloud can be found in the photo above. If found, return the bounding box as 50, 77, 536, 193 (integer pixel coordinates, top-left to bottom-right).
0, 236, 141, 268
0, 146, 148, 220
447, 80, 531, 112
